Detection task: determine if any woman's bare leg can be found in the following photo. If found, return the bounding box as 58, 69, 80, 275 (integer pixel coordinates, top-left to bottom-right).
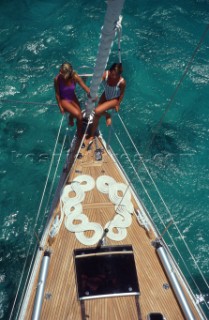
69, 114, 74, 126
89, 94, 119, 140
61, 100, 83, 136
104, 111, 112, 126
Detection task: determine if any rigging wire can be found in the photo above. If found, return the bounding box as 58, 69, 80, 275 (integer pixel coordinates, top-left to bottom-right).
8, 80, 92, 317
114, 116, 209, 309
60, 114, 92, 190
146, 23, 209, 155
9, 115, 65, 320
106, 23, 209, 306
39, 127, 68, 236
100, 25, 209, 312
111, 126, 166, 227
4, 13, 209, 319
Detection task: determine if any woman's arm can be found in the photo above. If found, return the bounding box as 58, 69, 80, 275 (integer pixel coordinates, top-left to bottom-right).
115, 79, 126, 111
75, 74, 90, 94
101, 71, 107, 81
118, 79, 126, 104
54, 76, 64, 114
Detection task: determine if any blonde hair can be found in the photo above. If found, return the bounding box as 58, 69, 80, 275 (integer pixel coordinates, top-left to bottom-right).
60, 62, 76, 80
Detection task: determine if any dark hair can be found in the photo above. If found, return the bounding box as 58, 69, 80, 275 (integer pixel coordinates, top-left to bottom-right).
109, 63, 123, 75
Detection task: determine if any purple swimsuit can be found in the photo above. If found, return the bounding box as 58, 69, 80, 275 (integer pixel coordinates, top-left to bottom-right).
58, 76, 76, 102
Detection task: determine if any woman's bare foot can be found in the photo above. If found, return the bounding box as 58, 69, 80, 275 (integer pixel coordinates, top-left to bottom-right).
106, 115, 112, 126
87, 139, 94, 151
69, 115, 74, 126
69, 120, 74, 126
76, 130, 83, 139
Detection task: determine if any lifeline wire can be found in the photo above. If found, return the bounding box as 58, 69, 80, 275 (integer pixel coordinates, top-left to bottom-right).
114, 117, 209, 307
9, 115, 65, 320
97, 23, 209, 310
59, 113, 93, 200
112, 23, 209, 297
39, 127, 68, 235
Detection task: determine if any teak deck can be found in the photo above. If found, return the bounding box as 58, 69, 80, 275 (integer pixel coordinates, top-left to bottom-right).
20, 137, 203, 320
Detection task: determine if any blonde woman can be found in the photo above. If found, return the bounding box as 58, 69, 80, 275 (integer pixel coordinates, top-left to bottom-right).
54, 62, 90, 136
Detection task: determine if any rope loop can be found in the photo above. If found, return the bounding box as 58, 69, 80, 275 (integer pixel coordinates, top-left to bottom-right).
59, 174, 134, 245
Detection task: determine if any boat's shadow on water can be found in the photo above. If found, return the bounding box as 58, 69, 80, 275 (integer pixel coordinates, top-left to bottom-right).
1, 120, 30, 139
138, 122, 197, 170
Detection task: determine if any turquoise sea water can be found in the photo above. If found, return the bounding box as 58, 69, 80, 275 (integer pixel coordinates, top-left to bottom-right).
0, 0, 209, 318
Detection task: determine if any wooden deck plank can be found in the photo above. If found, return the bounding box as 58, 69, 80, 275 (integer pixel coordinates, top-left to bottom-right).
22, 137, 202, 320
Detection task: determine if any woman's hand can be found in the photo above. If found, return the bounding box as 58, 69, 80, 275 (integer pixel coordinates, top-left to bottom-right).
87, 92, 98, 102
59, 105, 65, 114
115, 105, 120, 112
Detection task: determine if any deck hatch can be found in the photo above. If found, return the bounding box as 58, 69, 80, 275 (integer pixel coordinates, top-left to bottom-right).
74, 245, 140, 300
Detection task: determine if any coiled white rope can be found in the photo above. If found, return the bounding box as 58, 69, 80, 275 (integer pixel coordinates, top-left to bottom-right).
64, 205, 104, 246
96, 175, 116, 193
114, 206, 132, 227
62, 178, 104, 245
58, 177, 99, 245
59, 174, 134, 245
104, 221, 127, 241
115, 204, 129, 215
73, 174, 95, 192
75, 223, 104, 246
65, 212, 89, 232
63, 202, 83, 217
48, 127, 95, 240
61, 182, 85, 204
48, 114, 94, 242
108, 182, 131, 204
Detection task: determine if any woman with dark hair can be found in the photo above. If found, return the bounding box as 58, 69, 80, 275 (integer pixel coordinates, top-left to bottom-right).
88, 63, 126, 143
54, 62, 90, 136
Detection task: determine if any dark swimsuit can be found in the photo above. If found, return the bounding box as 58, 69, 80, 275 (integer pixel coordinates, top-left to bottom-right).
58, 76, 76, 102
